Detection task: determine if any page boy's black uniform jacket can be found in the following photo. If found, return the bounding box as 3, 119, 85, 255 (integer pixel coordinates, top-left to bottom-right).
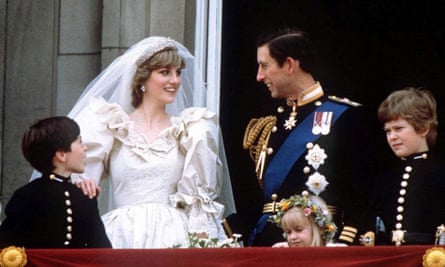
0, 173, 111, 248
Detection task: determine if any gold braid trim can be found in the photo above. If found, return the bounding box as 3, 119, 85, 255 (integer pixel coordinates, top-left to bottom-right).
243, 116, 277, 187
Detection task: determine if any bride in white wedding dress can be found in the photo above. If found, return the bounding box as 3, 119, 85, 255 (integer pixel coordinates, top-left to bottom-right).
70, 36, 235, 248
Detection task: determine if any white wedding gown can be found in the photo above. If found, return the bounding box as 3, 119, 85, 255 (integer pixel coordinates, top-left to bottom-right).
72, 97, 227, 248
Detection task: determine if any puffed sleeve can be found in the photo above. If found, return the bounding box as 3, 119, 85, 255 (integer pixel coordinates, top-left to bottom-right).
169, 107, 227, 240
71, 97, 121, 184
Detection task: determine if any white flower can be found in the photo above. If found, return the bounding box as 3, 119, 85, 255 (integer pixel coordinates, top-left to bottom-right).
186, 232, 243, 248
305, 172, 329, 195
305, 144, 327, 170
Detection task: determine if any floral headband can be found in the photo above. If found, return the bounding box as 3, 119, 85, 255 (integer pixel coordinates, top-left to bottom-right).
268, 191, 337, 242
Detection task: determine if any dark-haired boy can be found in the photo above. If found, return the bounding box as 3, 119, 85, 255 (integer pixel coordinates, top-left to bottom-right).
0, 116, 111, 248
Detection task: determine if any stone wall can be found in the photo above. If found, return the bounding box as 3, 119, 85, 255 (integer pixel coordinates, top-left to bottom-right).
0, 0, 195, 216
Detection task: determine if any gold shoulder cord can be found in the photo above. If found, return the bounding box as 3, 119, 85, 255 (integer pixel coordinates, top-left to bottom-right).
242, 116, 277, 188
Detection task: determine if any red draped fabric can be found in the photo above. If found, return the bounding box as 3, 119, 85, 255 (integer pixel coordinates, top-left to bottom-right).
24, 246, 435, 267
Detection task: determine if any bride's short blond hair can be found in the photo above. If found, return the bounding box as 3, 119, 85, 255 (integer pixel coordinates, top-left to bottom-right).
131, 47, 185, 108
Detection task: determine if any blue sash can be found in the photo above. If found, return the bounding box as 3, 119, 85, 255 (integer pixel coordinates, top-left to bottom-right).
248, 100, 349, 245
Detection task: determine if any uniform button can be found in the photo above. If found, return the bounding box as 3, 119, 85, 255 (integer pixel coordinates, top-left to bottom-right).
399, 189, 406, 196
64, 241, 70, 246
306, 142, 314, 149
65, 200, 71, 206
396, 214, 403, 221
64, 191, 70, 197
397, 206, 404, 213
303, 166, 311, 174
396, 223, 402, 229
267, 147, 273, 155
66, 208, 72, 215
271, 194, 278, 201
401, 181, 408, 187
277, 106, 284, 113
67, 225, 72, 232
398, 197, 405, 204
403, 173, 410, 179
272, 126, 278, 133
66, 233, 72, 240
405, 166, 413, 172
67, 216, 73, 223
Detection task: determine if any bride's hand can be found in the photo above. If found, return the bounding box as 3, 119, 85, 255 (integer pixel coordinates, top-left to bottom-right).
75, 178, 101, 199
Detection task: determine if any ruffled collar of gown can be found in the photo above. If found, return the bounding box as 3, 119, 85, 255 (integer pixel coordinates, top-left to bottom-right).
89, 97, 171, 151
88, 97, 214, 159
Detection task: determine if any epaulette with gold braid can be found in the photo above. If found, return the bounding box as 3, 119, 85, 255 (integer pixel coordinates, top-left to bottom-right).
243, 116, 277, 186
328, 95, 362, 107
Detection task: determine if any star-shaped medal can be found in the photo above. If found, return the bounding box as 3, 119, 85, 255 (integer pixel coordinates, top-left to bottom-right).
305, 172, 329, 196
284, 117, 297, 130
305, 144, 327, 169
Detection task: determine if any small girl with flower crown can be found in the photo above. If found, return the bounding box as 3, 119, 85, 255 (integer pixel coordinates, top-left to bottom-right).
269, 191, 336, 247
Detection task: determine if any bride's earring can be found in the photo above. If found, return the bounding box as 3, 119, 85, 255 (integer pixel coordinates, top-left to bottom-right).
140, 85, 146, 92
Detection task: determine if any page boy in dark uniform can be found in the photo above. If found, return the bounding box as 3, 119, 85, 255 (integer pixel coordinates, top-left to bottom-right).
243, 28, 375, 246
0, 116, 111, 248
362, 87, 445, 246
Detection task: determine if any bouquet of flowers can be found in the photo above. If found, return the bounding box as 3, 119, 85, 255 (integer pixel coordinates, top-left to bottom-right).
187, 232, 242, 248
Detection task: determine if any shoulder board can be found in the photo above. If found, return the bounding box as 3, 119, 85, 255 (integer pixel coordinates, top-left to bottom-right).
328, 95, 362, 107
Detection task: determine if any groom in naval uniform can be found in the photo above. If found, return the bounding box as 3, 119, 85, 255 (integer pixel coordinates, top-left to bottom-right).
243, 28, 375, 246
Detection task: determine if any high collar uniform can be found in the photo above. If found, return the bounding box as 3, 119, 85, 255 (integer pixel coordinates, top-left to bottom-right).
244, 84, 375, 246
0, 173, 111, 248
371, 152, 445, 245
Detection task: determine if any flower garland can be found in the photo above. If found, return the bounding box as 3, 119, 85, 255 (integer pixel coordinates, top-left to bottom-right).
268, 191, 336, 242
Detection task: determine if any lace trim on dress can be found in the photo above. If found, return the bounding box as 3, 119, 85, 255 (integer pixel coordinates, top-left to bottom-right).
89, 97, 175, 162
88, 98, 216, 162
